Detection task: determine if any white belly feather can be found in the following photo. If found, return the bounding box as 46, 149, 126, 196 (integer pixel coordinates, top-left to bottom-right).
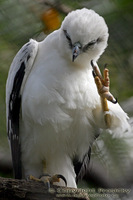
20, 57, 100, 182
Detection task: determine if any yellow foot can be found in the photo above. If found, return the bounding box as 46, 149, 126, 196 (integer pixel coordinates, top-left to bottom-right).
91, 61, 117, 128
91, 60, 117, 104
29, 175, 41, 182
28, 174, 67, 188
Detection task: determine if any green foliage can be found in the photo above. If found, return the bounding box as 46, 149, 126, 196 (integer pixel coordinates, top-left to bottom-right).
0, 0, 42, 47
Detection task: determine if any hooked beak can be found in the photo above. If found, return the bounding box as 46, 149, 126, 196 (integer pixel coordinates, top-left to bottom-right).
72, 42, 82, 62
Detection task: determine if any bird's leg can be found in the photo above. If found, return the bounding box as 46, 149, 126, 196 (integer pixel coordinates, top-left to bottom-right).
28, 160, 67, 189
28, 173, 67, 189
41, 160, 67, 187
91, 61, 117, 128
28, 175, 41, 182
39, 174, 67, 188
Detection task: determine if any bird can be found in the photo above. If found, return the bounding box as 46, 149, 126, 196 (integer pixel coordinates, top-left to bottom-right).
6, 8, 130, 188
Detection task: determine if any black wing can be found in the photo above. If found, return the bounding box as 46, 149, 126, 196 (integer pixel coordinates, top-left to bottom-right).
73, 148, 91, 183
6, 39, 38, 179
8, 62, 25, 179
73, 131, 100, 183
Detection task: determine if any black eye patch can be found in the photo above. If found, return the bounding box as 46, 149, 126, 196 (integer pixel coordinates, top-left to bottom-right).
83, 37, 103, 52
63, 30, 72, 48
83, 40, 97, 52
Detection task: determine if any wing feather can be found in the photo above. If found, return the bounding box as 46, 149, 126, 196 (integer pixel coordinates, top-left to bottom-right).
6, 39, 38, 179
73, 148, 91, 183
74, 131, 100, 183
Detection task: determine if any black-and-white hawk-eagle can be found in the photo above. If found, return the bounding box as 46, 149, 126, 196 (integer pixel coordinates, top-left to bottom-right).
6, 8, 130, 188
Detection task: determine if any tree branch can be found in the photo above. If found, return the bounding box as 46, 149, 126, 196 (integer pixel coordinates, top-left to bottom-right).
0, 176, 90, 200
40, 0, 72, 14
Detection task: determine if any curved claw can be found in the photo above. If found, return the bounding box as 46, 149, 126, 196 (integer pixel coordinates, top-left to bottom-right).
104, 63, 108, 69
92, 70, 96, 78
91, 60, 117, 105
39, 173, 67, 187
91, 60, 94, 68
103, 92, 118, 104
56, 174, 67, 187
111, 97, 118, 104
91, 60, 96, 78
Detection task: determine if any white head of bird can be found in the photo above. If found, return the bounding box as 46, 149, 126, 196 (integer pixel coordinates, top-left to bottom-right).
59, 8, 109, 67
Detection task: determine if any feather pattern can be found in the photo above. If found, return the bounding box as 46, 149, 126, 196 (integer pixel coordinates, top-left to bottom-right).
8, 61, 25, 178
6, 39, 38, 178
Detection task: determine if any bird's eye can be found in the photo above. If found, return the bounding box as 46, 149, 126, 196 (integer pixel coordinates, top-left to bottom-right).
83, 40, 97, 52
88, 40, 96, 46
97, 37, 103, 43
63, 30, 72, 48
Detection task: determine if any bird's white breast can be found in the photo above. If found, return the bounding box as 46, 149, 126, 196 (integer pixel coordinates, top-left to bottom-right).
20, 32, 100, 162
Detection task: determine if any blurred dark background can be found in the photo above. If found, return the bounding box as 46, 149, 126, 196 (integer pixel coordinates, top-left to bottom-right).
0, 0, 133, 199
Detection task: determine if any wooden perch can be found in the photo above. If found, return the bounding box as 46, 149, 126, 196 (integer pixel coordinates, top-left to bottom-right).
0, 176, 90, 200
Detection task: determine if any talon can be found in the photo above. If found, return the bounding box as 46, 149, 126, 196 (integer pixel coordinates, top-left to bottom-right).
92, 70, 96, 78
26, 173, 67, 189
91, 60, 94, 68
91, 60, 102, 80
91, 61, 117, 128
39, 174, 51, 189
27, 175, 41, 182
49, 174, 67, 187
102, 92, 117, 104
111, 97, 118, 104
91, 60, 96, 77
39, 174, 67, 187
56, 174, 67, 187
104, 63, 108, 69
91, 62, 116, 106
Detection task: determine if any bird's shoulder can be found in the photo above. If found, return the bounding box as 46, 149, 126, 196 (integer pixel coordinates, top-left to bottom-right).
6, 39, 39, 122
39, 30, 60, 50
6, 39, 38, 94
9, 39, 38, 74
